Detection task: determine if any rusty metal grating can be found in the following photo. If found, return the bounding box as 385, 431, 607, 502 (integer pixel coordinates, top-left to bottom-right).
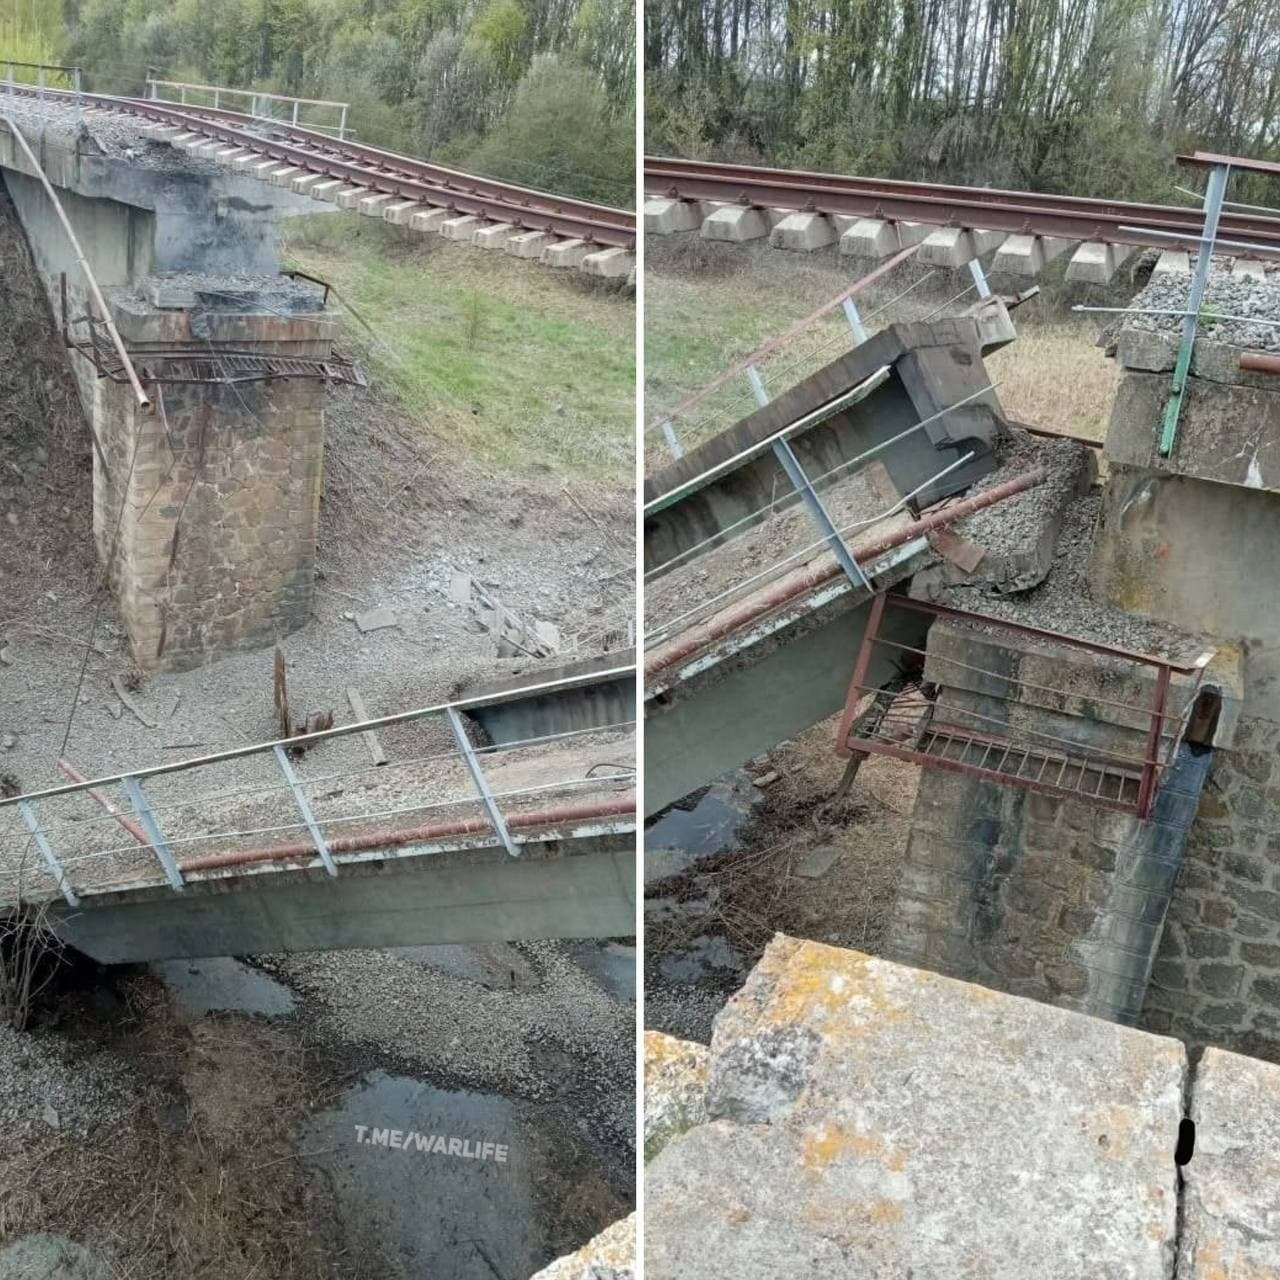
68, 336, 367, 387
836, 592, 1214, 820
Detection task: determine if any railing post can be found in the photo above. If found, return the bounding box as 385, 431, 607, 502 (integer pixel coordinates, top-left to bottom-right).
842, 297, 868, 344
745, 361, 871, 591
122, 777, 185, 891
446, 707, 519, 857
660, 419, 683, 460
272, 744, 338, 877
968, 257, 992, 299
339, 104, 348, 141
16, 800, 79, 907
1136, 664, 1173, 820
1160, 161, 1229, 458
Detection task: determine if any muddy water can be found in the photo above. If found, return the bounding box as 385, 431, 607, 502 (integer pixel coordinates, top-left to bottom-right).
643, 771, 759, 882
305, 1072, 538, 1279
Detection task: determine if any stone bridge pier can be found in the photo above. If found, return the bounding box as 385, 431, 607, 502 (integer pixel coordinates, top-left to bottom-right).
0, 106, 344, 670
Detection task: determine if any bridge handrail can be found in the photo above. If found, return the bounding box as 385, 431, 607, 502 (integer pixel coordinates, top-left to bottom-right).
0, 664, 635, 809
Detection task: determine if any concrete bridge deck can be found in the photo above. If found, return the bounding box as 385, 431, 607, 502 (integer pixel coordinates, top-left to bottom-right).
0, 660, 637, 962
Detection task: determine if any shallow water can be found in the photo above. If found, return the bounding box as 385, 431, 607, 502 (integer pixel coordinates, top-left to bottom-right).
643, 771, 759, 882
304, 1071, 540, 1280
152, 957, 296, 1019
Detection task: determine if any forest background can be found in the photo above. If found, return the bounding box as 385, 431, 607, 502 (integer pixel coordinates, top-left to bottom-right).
646, 0, 1280, 201
0, 0, 634, 204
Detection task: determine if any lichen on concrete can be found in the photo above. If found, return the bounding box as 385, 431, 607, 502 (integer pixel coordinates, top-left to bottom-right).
643, 1030, 709, 1160
646, 934, 1188, 1279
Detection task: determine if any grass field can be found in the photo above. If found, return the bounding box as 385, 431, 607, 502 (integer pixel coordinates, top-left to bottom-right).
644, 241, 1120, 449
283, 213, 635, 484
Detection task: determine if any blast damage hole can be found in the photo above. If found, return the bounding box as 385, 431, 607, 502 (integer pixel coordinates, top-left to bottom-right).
1175, 1117, 1196, 1166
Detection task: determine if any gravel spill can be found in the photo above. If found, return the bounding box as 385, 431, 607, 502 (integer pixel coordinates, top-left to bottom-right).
1113, 265, 1280, 352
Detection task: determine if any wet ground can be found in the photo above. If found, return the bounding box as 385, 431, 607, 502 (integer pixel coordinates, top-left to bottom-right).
643, 726, 918, 1044
0, 938, 635, 1280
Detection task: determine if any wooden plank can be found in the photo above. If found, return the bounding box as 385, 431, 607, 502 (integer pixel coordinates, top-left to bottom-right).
346, 687, 388, 766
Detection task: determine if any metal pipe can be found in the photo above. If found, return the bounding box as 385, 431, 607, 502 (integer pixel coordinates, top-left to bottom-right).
178, 795, 635, 873
0, 663, 634, 808
0, 115, 150, 411
644, 466, 1048, 678
1240, 351, 1280, 375
56, 758, 149, 847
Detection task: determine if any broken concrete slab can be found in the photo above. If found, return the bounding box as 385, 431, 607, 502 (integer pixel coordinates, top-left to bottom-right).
353, 607, 398, 634
472, 222, 515, 249
644, 1031, 709, 1160
1180, 1046, 1280, 1277
542, 238, 592, 268
645, 936, 1186, 1279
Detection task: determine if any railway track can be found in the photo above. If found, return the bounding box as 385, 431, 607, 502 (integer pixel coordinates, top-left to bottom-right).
1, 82, 635, 270
644, 154, 1280, 275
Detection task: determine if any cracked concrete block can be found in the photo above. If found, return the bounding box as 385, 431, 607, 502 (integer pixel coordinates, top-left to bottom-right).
700, 205, 769, 242
1180, 1047, 1280, 1277
542, 238, 592, 268
440, 214, 481, 241
645, 937, 1186, 1280
409, 207, 450, 233
644, 1031, 709, 1160
645, 198, 702, 234
472, 222, 516, 249
769, 211, 837, 252
505, 230, 553, 259
581, 246, 634, 277
1065, 240, 1138, 284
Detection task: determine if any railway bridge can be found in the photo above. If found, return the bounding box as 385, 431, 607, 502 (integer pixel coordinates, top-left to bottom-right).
0, 659, 637, 963
0, 77, 635, 674
644, 157, 1280, 1056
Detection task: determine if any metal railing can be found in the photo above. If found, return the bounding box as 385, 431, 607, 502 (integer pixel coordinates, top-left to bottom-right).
0, 667, 636, 908
643, 376, 1003, 646
145, 77, 349, 140
835, 593, 1214, 820
645, 246, 992, 466
0, 59, 81, 94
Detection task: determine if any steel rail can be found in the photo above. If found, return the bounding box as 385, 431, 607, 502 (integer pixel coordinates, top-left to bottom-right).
643, 155, 1280, 252
2, 81, 635, 247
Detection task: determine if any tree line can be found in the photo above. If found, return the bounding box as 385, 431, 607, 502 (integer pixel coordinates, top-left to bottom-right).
4, 0, 634, 205
645, 0, 1280, 202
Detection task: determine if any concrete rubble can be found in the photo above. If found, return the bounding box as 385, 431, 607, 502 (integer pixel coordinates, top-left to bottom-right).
527, 1213, 635, 1280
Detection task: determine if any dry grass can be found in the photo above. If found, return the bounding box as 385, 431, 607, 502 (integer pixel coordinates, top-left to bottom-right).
986, 319, 1119, 440
0, 974, 372, 1280
644, 239, 1123, 452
